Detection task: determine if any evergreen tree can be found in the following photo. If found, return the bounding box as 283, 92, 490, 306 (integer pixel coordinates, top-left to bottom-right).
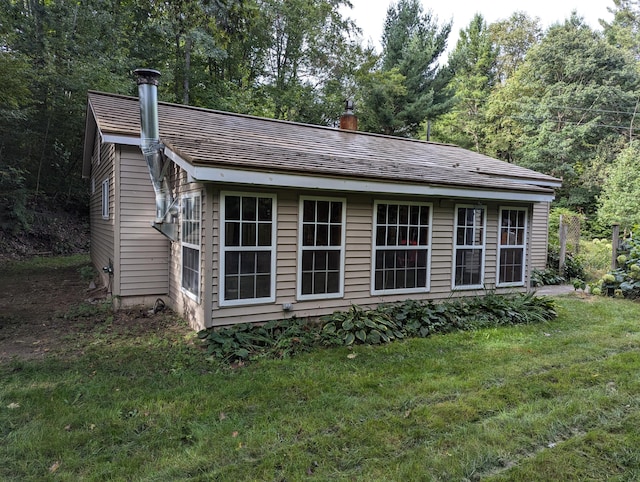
358, 0, 451, 137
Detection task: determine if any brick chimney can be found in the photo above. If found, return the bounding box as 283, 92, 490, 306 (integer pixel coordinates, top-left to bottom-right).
339, 99, 357, 131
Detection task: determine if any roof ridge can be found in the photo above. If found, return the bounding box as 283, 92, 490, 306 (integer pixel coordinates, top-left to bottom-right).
87, 90, 461, 149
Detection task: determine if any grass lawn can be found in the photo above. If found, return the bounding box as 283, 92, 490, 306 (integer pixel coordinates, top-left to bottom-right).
2, 294, 640, 480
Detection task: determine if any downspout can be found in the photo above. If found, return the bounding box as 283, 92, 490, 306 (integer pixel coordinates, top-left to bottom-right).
134, 68, 177, 241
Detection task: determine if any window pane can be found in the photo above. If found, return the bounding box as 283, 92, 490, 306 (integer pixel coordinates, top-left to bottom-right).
240, 252, 255, 274
387, 226, 397, 245
225, 196, 240, 220
225, 276, 238, 300
226, 222, 240, 246
303, 200, 315, 222
314, 251, 327, 270
302, 251, 313, 270
328, 251, 340, 270
258, 223, 271, 246
377, 204, 387, 224
398, 226, 408, 245
256, 275, 271, 298
303, 224, 315, 246
225, 252, 239, 274
194, 196, 201, 220
243, 196, 257, 221
330, 225, 341, 246
420, 206, 429, 225
327, 272, 339, 293
409, 227, 418, 245
314, 272, 327, 293
410, 205, 420, 225
376, 226, 386, 246
419, 227, 428, 246
388, 205, 398, 224
239, 276, 255, 299
316, 224, 328, 246
256, 252, 271, 273
399, 205, 408, 224
242, 223, 256, 246
417, 250, 427, 268
375, 251, 384, 270
302, 272, 313, 295
258, 197, 272, 221
330, 202, 342, 223
317, 201, 329, 223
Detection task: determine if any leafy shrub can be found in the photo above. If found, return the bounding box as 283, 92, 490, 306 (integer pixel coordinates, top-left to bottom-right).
531, 268, 565, 287
197, 318, 329, 362
578, 238, 612, 281
542, 245, 585, 285
597, 233, 640, 299
198, 294, 557, 364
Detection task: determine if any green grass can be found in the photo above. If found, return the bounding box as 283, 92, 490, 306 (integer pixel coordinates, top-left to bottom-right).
0, 253, 90, 273
2, 296, 640, 480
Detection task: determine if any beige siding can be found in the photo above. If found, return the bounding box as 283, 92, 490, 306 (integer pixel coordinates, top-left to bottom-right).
89, 139, 115, 289
531, 202, 550, 270
117, 146, 169, 297
206, 191, 537, 327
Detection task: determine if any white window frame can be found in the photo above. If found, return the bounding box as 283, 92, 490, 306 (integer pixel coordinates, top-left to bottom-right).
219, 191, 277, 307
181, 192, 202, 301
452, 205, 486, 290
497, 207, 528, 287
297, 196, 346, 301
371, 201, 433, 295
101, 178, 109, 219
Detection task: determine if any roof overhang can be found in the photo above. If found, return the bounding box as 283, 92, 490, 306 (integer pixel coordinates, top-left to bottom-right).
164, 147, 556, 203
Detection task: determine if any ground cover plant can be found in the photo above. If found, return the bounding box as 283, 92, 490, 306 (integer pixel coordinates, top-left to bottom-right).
198, 294, 557, 362
2, 258, 640, 480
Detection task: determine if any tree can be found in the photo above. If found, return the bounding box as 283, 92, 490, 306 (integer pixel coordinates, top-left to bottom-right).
258, 0, 359, 123
431, 14, 497, 151
601, 0, 640, 60
358, 0, 451, 137
489, 11, 542, 83
598, 142, 640, 231
502, 15, 640, 210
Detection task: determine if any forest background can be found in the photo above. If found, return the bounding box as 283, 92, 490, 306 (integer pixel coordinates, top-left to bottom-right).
2, 0, 640, 258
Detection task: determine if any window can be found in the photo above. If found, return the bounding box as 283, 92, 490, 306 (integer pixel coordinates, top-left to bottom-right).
453, 205, 486, 289
220, 192, 276, 306
372, 202, 432, 294
498, 207, 527, 286
181, 193, 201, 300
298, 197, 346, 300
101, 178, 109, 219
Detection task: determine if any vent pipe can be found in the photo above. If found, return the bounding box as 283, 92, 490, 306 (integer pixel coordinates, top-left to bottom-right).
134, 68, 177, 241
339, 99, 357, 131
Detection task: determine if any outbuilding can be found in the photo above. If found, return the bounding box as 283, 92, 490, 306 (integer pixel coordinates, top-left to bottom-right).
82, 70, 560, 331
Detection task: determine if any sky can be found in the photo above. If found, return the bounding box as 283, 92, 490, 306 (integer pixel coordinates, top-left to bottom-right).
341, 0, 616, 55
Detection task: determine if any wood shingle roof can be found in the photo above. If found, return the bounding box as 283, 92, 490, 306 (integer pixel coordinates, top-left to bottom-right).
85, 91, 560, 197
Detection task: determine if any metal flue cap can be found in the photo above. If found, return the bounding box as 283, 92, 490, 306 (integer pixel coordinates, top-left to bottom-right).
134, 68, 161, 86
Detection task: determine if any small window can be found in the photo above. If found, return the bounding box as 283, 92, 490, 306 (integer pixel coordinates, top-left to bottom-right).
372, 201, 432, 294
101, 178, 109, 219
181, 193, 201, 300
453, 205, 486, 289
497, 207, 527, 286
220, 192, 276, 306
298, 197, 346, 300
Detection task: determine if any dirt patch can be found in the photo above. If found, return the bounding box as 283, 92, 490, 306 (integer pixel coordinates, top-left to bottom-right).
0, 261, 191, 362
